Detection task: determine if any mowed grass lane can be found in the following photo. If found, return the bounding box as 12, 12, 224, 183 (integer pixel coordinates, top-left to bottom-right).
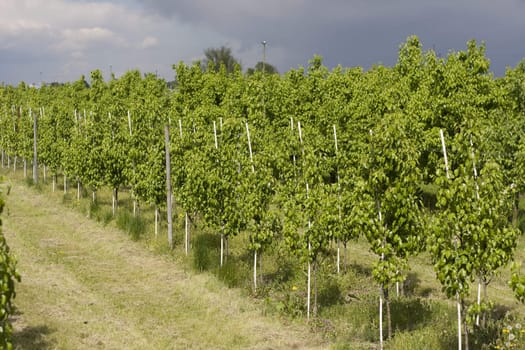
3, 182, 326, 350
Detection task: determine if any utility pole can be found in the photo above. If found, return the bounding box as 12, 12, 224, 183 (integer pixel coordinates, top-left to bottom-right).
261, 40, 267, 74
261, 40, 267, 117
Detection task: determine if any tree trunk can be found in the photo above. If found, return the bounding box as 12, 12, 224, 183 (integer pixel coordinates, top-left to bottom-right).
343, 241, 347, 272
77, 180, 81, 201
482, 280, 488, 327
307, 241, 311, 321
259, 250, 263, 286
385, 287, 392, 339
379, 285, 384, 350
512, 192, 519, 228
313, 260, 318, 318
111, 188, 119, 215
476, 277, 481, 326
185, 211, 189, 255
457, 296, 462, 350
64, 174, 67, 194
23, 158, 27, 178
253, 249, 258, 292
154, 206, 159, 237
336, 240, 341, 275
52, 174, 56, 192
224, 235, 230, 262
463, 300, 469, 350
220, 231, 224, 267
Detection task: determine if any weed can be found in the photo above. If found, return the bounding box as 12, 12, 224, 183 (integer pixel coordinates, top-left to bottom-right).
193, 233, 219, 271
116, 211, 146, 240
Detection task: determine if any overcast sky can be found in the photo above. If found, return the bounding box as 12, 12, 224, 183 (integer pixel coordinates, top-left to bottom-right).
1, 0, 525, 85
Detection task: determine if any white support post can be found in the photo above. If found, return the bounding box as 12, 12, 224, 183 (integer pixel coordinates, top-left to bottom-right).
440, 129, 462, 350
165, 125, 173, 249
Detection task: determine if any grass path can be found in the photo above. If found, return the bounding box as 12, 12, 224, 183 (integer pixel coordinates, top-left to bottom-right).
3, 182, 327, 350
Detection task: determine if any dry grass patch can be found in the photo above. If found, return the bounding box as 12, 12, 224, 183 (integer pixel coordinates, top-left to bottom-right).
3, 182, 327, 349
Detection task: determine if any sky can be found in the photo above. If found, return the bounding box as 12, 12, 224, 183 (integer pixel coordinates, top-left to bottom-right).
1, 0, 525, 85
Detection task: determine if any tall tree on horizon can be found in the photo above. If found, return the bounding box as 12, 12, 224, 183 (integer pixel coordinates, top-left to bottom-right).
246, 61, 278, 75
203, 46, 240, 73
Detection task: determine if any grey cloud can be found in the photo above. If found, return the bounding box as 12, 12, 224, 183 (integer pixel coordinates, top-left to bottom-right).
2, 0, 525, 84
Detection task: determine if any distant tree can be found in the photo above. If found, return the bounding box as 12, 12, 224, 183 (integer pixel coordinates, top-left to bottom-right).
247, 61, 278, 75
203, 46, 240, 73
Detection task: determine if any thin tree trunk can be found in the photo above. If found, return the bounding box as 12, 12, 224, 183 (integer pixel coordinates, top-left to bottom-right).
457, 296, 462, 350
513, 192, 519, 228
337, 240, 341, 275
92, 190, 96, 203
259, 250, 263, 286
225, 235, 229, 262
482, 280, 488, 327
476, 277, 481, 326
385, 287, 392, 339
77, 180, 81, 200
112, 190, 115, 215
13, 155, 17, 173
154, 206, 159, 237
379, 285, 384, 350
463, 300, 469, 350
313, 260, 318, 318
43, 165, 47, 183
220, 231, 224, 267
307, 240, 311, 321
253, 249, 258, 292
52, 174, 56, 192
184, 211, 189, 255
64, 174, 67, 194
343, 241, 347, 272
23, 158, 27, 178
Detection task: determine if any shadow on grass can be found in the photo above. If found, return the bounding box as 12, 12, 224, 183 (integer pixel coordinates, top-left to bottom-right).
403, 272, 433, 297
12, 324, 55, 350
390, 297, 436, 332
349, 262, 373, 278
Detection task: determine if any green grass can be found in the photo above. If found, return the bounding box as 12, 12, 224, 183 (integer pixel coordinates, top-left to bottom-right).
2, 165, 525, 349
1, 172, 326, 349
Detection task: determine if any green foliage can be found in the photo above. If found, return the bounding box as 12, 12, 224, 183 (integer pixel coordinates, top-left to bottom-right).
0, 183, 20, 349
510, 262, 525, 303
360, 114, 423, 288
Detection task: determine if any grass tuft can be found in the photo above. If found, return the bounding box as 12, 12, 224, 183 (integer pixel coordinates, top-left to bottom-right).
193, 233, 220, 271
116, 210, 146, 240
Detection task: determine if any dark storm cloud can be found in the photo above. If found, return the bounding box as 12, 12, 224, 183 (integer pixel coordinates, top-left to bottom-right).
1, 0, 524, 84
135, 0, 525, 74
